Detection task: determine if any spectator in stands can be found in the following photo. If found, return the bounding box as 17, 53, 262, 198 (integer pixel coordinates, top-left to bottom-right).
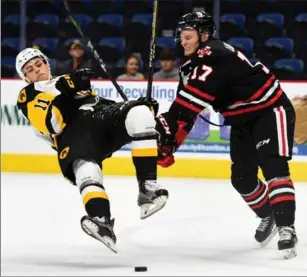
117, 54, 145, 80
153, 48, 179, 81
54, 40, 95, 76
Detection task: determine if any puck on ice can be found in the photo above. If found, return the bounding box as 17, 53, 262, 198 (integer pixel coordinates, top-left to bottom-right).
134, 266, 147, 272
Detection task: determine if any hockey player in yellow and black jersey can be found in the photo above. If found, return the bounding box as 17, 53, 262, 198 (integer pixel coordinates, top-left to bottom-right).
154, 12, 297, 258
15, 48, 168, 253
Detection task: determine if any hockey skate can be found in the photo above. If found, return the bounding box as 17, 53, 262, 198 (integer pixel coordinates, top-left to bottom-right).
278, 226, 298, 259
255, 212, 278, 247
138, 180, 169, 219
81, 215, 117, 253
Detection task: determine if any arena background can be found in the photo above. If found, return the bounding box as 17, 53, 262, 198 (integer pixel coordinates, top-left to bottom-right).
1, 0, 307, 181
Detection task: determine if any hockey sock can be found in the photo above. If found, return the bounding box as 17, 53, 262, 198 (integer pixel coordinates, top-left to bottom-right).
268, 178, 295, 226
241, 179, 271, 218
80, 182, 111, 218
131, 135, 158, 186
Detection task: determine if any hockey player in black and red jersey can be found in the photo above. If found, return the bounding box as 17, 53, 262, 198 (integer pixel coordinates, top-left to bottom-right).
155, 11, 297, 259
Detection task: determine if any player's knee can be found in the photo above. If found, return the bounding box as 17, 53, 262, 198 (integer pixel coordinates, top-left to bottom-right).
125, 105, 156, 138
73, 159, 103, 188
73, 159, 110, 218
231, 162, 258, 194
260, 157, 290, 181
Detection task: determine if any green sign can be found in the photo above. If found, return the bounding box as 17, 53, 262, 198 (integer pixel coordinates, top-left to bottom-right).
0, 105, 30, 126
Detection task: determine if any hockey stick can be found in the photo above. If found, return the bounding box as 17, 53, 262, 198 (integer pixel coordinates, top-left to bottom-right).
63, 0, 128, 101
146, 0, 159, 100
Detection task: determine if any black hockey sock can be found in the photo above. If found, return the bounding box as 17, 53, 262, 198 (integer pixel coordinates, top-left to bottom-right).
241, 179, 271, 218
80, 182, 111, 218
268, 178, 296, 226
131, 137, 158, 186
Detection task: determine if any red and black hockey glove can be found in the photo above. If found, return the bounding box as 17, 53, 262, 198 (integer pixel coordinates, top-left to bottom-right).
56, 68, 93, 98
155, 113, 192, 167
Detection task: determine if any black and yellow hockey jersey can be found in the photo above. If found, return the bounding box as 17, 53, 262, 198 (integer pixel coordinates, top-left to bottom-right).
16, 77, 92, 149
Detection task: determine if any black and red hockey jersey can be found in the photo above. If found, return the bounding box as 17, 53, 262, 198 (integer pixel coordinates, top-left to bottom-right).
168, 38, 291, 126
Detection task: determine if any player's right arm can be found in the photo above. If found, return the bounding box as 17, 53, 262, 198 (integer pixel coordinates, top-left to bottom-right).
17, 83, 66, 135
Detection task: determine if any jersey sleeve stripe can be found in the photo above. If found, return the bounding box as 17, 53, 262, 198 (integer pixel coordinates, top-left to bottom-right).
175, 97, 202, 113
178, 90, 210, 108
185, 84, 216, 101
50, 106, 66, 134
222, 88, 283, 116
232, 75, 276, 106
228, 79, 279, 110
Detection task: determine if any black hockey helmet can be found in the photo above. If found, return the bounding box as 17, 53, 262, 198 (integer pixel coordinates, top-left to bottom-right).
175, 11, 216, 43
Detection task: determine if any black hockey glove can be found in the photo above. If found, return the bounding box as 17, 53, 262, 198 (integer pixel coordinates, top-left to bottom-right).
55, 68, 93, 98
137, 97, 159, 117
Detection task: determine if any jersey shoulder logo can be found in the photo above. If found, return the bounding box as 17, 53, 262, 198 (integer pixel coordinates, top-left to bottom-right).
197, 46, 212, 57
17, 89, 27, 103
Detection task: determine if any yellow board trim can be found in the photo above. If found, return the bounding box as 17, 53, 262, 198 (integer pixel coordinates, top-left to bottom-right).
131, 148, 158, 157
83, 191, 109, 205
1, 154, 307, 182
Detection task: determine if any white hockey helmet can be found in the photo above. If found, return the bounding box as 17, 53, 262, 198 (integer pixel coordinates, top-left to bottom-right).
15, 48, 51, 82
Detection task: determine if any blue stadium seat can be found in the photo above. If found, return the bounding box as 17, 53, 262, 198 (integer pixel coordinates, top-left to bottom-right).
98, 37, 126, 62
273, 58, 304, 78
256, 13, 284, 29
287, 13, 307, 43
1, 57, 17, 77
265, 37, 294, 56
132, 13, 153, 26
98, 14, 123, 29
35, 14, 59, 27
257, 37, 294, 68
1, 37, 20, 56
3, 14, 21, 25
220, 13, 246, 39
295, 13, 307, 23
32, 38, 58, 53
99, 38, 126, 53
87, 13, 124, 39
220, 13, 246, 30
1, 57, 16, 68
65, 14, 92, 30
2, 14, 25, 36
227, 37, 254, 57
156, 37, 176, 50
250, 13, 285, 42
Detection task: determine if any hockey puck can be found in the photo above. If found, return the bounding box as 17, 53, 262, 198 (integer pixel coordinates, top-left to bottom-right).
134, 266, 147, 272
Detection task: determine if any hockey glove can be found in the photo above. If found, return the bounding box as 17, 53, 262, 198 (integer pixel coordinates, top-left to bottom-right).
155, 113, 178, 167
137, 97, 159, 117
56, 68, 93, 99
155, 113, 195, 168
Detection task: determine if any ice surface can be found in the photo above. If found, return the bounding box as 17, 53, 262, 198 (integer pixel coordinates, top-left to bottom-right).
1, 173, 307, 276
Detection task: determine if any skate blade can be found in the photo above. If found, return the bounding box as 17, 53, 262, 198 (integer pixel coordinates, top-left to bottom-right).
280, 247, 297, 259
260, 226, 278, 248
140, 195, 168, 220
81, 219, 117, 254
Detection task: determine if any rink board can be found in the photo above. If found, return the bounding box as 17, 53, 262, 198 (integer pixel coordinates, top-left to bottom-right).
2, 153, 307, 182
1, 79, 307, 181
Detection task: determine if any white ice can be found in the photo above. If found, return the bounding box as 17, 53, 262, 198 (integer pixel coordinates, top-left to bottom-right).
1, 173, 307, 276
